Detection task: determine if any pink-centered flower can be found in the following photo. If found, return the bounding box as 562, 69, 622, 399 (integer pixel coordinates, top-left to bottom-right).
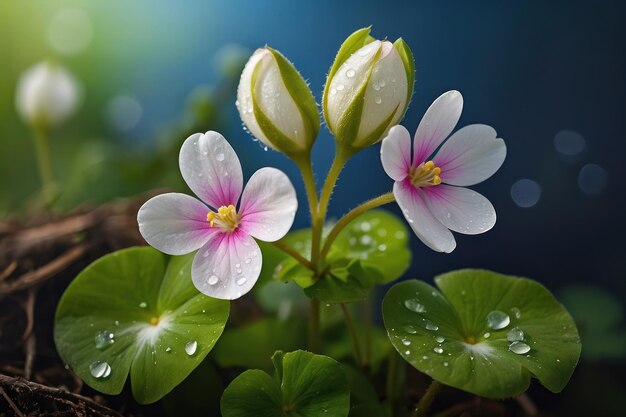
138, 131, 297, 300
380, 90, 506, 253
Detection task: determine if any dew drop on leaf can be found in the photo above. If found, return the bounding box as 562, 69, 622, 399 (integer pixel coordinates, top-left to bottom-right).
138, 302, 148, 308
486, 310, 510, 330
433, 346, 444, 354
403, 325, 417, 334
424, 320, 439, 331
511, 307, 522, 319
94, 331, 115, 350
185, 340, 198, 356
89, 360, 111, 379
404, 298, 426, 313
435, 336, 445, 343
509, 341, 531, 354
507, 327, 525, 342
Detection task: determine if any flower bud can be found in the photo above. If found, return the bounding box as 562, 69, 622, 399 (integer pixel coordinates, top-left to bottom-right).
237, 47, 319, 159
323, 28, 415, 154
15, 61, 82, 129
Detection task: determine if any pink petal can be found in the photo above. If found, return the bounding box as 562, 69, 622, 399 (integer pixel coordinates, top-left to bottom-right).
192, 230, 262, 300
393, 181, 456, 253
413, 90, 463, 165
380, 125, 411, 181
137, 193, 214, 255
238, 167, 297, 242
434, 124, 506, 186
422, 185, 496, 235
179, 131, 244, 209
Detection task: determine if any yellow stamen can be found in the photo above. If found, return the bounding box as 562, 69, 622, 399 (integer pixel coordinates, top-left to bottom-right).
150, 317, 159, 326
206, 204, 240, 232
409, 160, 443, 188
465, 335, 477, 345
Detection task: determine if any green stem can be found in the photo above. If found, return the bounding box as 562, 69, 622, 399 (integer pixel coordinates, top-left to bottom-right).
386, 350, 398, 414
320, 192, 395, 261
364, 299, 372, 368
340, 303, 364, 368
270, 241, 314, 270
32, 125, 55, 205
412, 380, 443, 417
294, 153, 319, 219
308, 298, 320, 352
311, 150, 348, 268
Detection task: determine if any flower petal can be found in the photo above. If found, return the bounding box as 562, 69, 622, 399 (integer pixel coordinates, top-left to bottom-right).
413, 90, 463, 164
137, 193, 214, 255
192, 230, 262, 300
381, 125, 411, 181
393, 181, 456, 253
422, 185, 496, 235
238, 167, 298, 242
434, 124, 506, 186
179, 131, 244, 209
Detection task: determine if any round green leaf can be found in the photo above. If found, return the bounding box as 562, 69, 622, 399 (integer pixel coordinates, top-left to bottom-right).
221, 350, 350, 417
54, 247, 230, 404
382, 269, 581, 398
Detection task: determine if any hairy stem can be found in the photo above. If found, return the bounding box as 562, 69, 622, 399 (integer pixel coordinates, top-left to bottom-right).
320, 192, 395, 261
270, 240, 314, 270
340, 303, 364, 368
412, 380, 443, 417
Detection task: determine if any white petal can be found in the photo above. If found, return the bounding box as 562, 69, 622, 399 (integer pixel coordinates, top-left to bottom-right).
179, 131, 243, 209
413, 90, 463, 164
356, 41, 408, 145
434, 124, 506, 186
393, 181, 456, 253
237, 49, 273, 147
137, 193, 213, 255
422, 185, 496, 235
192, 231, 262, 300
326, 40, 382, 131
380, 125, 411, 181
239, 167, 298, 242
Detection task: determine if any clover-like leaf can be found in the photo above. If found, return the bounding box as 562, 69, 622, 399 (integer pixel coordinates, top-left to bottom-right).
221, 350, 350, 417
382, 269, 581, 398
54, 247, 229, 404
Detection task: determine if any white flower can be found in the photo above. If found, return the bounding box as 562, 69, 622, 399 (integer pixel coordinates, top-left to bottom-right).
15, 61, 81, 129
237, 47, 319, 158
323, 28, 414, 153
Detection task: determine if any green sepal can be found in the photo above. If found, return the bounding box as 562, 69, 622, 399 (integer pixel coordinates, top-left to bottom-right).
266, 47, 320, 146
393, 38, 415, 110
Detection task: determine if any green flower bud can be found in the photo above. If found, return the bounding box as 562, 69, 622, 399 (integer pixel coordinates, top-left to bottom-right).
323, 28, 415, 154
237, 47, 319, 159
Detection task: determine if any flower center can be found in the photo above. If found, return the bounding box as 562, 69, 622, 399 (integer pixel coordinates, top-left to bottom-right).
409, 160, 441, 188
207, 204, 240, 232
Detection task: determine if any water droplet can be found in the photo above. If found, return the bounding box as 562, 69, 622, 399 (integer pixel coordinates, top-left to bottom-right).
89, 361, 111, 379
486, 310, 510, 330
433, 346, 444, 354
216, 152, 225, 161
185, 341, 198, 356
404, 298, 426, 313
507, 327, 525, 342
374, 96, 382, 104
139, 302, 148, 308
379, 79, 386, 87
360, 235, 372, 245
165, 347, 172, 353
483, 332, 491, 338
404, 350, 411, 355
373, 82, 381, 91
443, 361, 449, 367
346, 69, 356, 78
403, 325, 417, 334
378, 244, 387, 251
401, 338, 411, 346
94, 331, 115, 350
208, 275, 218, 285
510, 307, 521, 319
424, 320, 439, 331
336, 83, 345, 91
509, 341, 531, 354
435, 336, 445, 343
236, 277, 247, 286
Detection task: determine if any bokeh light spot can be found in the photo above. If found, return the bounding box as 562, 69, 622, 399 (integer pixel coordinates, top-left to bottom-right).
578, 163, 608, 196
106, 95, 143, 132
47, 8, 93, 56
511, 179, 541, 208
554, 129, 586, 157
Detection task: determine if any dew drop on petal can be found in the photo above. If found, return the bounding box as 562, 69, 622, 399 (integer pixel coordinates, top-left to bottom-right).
336, 84, 345, 91
507, 327, 525, 342
216, 153, 225, 161
374, 96, 382, 104
89, 361, 111, 379
185, 341, 198, 356
487, 310, 510, 330
208, 275, 219, 285
236, 277, 247, 286
509, 341, 531, 354
346, 69, 356, 78
404, 298, 426, 313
